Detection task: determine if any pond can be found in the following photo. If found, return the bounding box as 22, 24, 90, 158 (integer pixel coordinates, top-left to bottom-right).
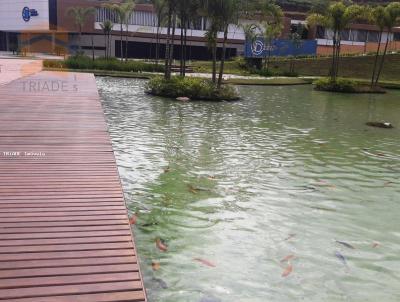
97, 77, 400, 302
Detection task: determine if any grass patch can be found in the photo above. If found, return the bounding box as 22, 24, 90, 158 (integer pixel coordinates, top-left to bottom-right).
314, 77, 385, 93
43, 67, 154, 79
146, 76, 239, 101
43, 55, 164, 73
224, 77, 311, 85
268, 53, 400, 82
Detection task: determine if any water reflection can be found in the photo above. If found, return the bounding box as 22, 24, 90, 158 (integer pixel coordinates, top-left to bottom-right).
98, 77, 400, 302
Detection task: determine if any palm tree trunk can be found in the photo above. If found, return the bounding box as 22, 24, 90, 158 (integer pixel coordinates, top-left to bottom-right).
335, 39, 341, 79
218, 26, 229, 89
180, 17, 184, 76
212, 37, 217, 84
125, 23, 129, 62
168, 13, 176, 76
79, 25, 83, 53
371, 30, 383, 87
104, 33, 107, 58
155, 17, 161, 66
266, 47, 272, 73
108, 32, 111, 59
183, 24, 187, 77
374, 31, 391, 86
164, 6, 172, 80
331, 32, 337, 80
120, 24, 123, 60
91, 35, 95, 61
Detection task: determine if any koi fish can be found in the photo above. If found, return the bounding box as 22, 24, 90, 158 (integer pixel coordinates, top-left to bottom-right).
284, 233, 296, 241
188, 184, 211, 193
156, 238, 168, 252
335, 251, 347, 266
193, 258, 216, 267
129, 214, 137, 225
372, 242, 380, 248
141, 222, 159, 227
280, 254, 296, 263
282, 262, 293, 277
164, 166, 170, 173
152, 260, 161, 271
336, 240, 355, 249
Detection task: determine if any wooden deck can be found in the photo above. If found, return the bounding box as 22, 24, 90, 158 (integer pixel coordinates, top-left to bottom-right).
0, 62, 147, 302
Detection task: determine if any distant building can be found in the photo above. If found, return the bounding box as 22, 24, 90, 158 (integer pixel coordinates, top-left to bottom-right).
0, 0, 399, 59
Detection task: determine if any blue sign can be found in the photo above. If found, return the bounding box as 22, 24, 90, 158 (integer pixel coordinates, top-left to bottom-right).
22, 7, 39, 22
245, 38, 317, 58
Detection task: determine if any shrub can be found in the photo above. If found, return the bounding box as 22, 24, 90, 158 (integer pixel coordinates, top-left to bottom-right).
43, 55, 164, 73
146, 76, 239, 101
314, 77, 357, 93
250, 68, 298, 77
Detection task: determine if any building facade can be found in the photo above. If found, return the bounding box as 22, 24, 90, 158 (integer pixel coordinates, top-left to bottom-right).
0, 0, 399, 59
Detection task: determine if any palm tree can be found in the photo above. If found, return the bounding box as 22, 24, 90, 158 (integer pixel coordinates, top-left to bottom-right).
205, 25, 219, 83
201, 0, 223, 84
177, 0, 199, 76
242, 23, 260, 45
66, 6, 95, 54
369, 6, 385, 88
288, 25, 304, 73
216, 0, 241, 88
163, 0, 178, 80
261, 22, 283, 71
259, 0, 283, 71
123, 1, 136, 62
100, 20, 113, 59
307, 1, 367, 81
151, 0, 166, 65
371, 2, 400, 87
107, 0, 135, 61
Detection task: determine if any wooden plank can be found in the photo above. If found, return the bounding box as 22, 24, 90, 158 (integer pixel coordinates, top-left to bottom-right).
0, 242, 134, 254
0, 280, 143, 300
0, 272, 140, 289
0, 263, 140, 279
0, 235, 133, 246
0, 256, 137, 270
0, 63, 146, 301
5, 291, 145, 302
0, 225, 131, 234
0, 249, 135, 262
0, 230, 132, 240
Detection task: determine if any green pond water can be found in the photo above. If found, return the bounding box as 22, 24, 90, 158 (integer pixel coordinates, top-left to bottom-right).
97, 77, 400, 302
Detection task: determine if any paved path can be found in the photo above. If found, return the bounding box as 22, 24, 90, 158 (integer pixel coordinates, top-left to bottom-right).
0, 59, 146, 301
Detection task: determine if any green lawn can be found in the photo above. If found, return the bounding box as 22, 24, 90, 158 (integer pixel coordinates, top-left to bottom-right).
191, 53, 400, 82
224, 77, 311, 85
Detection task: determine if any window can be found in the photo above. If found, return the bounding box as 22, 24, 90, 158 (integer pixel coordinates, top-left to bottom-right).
367, 31, 380, 42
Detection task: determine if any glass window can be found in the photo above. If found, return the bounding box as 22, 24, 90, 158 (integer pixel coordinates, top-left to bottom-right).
368, 31, 379, 42
340, 30, 350, 41
356, 30, 368, 42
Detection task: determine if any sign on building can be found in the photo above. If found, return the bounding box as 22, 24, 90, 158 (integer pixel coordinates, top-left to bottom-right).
245, 38, 317, 58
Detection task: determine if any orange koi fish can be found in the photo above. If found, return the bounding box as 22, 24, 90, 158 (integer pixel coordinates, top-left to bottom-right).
156, 238, 168, 252
193, 258, 216, 267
